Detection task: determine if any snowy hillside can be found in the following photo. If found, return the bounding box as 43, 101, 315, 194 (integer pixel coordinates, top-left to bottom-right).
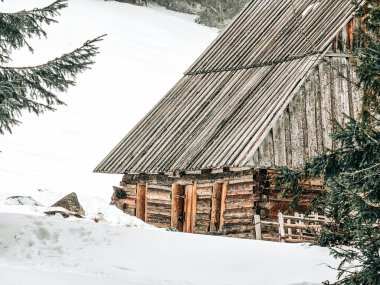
0, 0, 218, 201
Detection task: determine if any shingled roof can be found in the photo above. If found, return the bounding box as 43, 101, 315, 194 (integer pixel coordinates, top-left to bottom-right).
95, 0, 358, 174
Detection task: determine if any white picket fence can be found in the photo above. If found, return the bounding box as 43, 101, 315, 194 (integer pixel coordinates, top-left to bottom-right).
254, 212, 329, 243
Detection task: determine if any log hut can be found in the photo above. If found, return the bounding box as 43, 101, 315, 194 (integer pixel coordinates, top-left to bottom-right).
95, 0, 365, 238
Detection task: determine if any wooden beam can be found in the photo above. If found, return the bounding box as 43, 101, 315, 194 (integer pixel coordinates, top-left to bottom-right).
190, 182, 197, 233
324, 52, 350, 58
171, 183, 180, 229
347, 19, 354, 50
287, 219, 292, 240
136, 183, 147, 221
210, 182, 222, 232
184, 184, 193, 233
228, 166, 252, 172
185, 170, 202, 175
254, 215, 261, 240
144, 182, 148, 222
278, 212, 286, 243
219, 181, 228, 231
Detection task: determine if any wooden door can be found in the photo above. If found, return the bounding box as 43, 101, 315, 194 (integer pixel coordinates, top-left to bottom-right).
171, 183, 197, 233
171, 184, 185, 231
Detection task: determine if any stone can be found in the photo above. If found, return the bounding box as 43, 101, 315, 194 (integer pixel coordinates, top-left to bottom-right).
51, 192, 85, 217
5, 196, 44, 207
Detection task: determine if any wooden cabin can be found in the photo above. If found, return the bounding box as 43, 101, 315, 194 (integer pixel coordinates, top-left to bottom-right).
95, 0, 364, 239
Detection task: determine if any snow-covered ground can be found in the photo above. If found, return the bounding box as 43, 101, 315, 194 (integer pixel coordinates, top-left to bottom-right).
0, 0, 218, 201
0, 189, 150, 228
0, 190, 339, 285
0, 196, 339, 285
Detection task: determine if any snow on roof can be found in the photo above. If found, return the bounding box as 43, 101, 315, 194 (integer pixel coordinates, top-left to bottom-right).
302, 2, 321, 17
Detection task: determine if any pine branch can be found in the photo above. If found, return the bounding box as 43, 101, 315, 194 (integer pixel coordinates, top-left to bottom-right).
0, 0, 68, 63
0, 35, 105, 134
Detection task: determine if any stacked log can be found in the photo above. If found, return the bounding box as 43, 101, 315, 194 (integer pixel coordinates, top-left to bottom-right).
222, 179, 255, 239
145, 184, 172, 228
113, 183, 137, 216
254, 169, 324, 220
194, 184, 213, 233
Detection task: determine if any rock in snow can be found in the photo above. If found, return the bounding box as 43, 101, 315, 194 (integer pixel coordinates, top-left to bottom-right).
4, 196, 44, 207
50, 192, 85, 217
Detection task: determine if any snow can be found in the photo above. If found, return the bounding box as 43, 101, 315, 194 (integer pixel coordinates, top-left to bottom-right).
301, 2, 321, 17
0, 190, 339, 285
0, 210, 339, 285
4, 196, 44, 207
0, 0, 218, 201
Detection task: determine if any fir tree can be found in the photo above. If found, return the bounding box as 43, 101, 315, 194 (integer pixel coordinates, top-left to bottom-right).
0, 0, 104, 134
114, 0, 249, 28
278, 2, 380, 284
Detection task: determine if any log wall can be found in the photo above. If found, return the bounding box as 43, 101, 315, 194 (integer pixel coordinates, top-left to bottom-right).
111, 171, 323, 239
145, 183, 172, 228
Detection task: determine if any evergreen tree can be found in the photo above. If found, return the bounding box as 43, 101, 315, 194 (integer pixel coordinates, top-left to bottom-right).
0, 0, 103, 134
196, 0, 248, 28
278, 2, 380, 284
113, 0, 249, 28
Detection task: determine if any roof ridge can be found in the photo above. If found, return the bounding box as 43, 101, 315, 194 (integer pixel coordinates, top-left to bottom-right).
184, 51, 321, 76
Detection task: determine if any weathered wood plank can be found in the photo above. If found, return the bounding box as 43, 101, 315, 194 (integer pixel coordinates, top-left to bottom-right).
190, 182, 197, 233
210, 182, 222, 232
289, 88, 305, 168
319, 60, 333, 150
305, 75, 318, 159
258, 130, 274, 167
171, 183, 185, 231
224, 210, 254, 220
146, 191, 171, 201
136, 183, 146, 221
196, 186, 213, 196
273, 112, 287, 166
219, 181, 228, 230
147, 184, 172, 192
184, 184, 193, 233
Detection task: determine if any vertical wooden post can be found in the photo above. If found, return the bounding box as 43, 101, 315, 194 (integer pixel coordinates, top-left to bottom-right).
219, 181, 228, 231
287, 218, 292, 240
190, 182, 197, 233
278, 212, 286, 243
295, 212, 300, 234
300, 213, 305, 239
184, 184, 193, 233
254, 215, 262, 240
171, 183, 180, 229
144, 183, 148, 222
347, 19, 354, 50
136, 183, 147, 221
210, 182, 222, 232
